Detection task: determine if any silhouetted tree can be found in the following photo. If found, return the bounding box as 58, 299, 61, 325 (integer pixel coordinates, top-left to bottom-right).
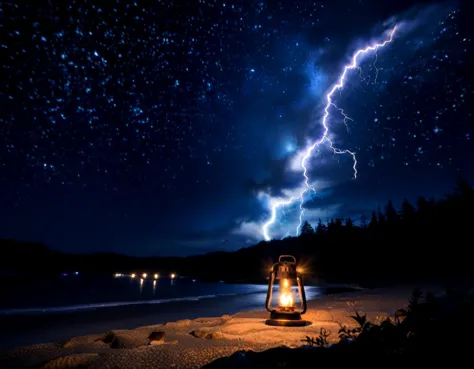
345, 217, 353, 228
327, 218, 335, 233
400, 199, 415, 222
300, 221, 314, 235
360, 214, 367, 228
377, 206, 385, 224
385, 200, 398, 224
335, 218, 343, 230
316, 218, 327, 234
417, 196, 428, 213
368, 211, 378, 229
454, 174, 473, 196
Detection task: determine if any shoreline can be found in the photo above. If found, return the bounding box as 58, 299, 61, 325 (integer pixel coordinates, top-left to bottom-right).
0, 284, 361, 316
0, 285, 426, 369
1, 286, 326, 350
0, 285, 361, 351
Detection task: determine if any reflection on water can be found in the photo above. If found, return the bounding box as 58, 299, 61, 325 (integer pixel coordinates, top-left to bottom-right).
0, 276, 279, 312
133, 276, 179, 295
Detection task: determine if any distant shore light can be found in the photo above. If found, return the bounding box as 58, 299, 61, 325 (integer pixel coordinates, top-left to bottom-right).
142, 273, 147, 278
154, 273, 159, 279
170, 273, 176, 279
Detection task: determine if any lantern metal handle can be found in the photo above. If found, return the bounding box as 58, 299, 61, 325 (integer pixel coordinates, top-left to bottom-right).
278, 255, 296, 263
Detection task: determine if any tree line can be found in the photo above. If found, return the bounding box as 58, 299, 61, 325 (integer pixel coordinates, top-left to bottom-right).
1, 176, 473, 286
289, 175, 474, 284
300, 176, 473, 238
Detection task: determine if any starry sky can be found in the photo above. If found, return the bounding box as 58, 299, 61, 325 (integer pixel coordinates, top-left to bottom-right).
1, 0, 473, 256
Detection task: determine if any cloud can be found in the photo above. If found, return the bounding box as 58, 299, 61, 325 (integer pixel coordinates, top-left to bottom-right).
231, 181, 342, 241
288, 147, 309, 172
231, 202, 343, 241
382, 1, 456, 37
232, 1, 459, 247
231, 220, 263, 241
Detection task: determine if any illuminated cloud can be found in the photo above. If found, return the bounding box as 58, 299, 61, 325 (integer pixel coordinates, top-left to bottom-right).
232, 203, 343, 241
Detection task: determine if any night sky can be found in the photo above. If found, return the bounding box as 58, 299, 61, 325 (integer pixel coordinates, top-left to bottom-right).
1, 0, 473, 256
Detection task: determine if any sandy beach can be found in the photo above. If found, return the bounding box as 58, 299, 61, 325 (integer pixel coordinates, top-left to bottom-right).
0, 285, 432, 369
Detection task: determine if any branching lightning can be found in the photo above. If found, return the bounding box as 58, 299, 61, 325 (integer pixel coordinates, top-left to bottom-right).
262, 27, 397, 241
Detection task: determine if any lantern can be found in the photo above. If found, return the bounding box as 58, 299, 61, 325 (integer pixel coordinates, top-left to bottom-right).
265, 255, 310, 326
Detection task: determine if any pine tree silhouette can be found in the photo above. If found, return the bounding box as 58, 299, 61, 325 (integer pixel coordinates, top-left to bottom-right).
345, 217, 353, 228
369, 210, 378, 228
300, 220, 314, 235
316, 218, 327, 234
400, 199, 415, 222
385, 200, 398, 224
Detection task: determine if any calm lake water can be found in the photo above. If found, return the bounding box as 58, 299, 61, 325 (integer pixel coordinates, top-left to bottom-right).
0, 274, 327, 349
0, 274, 321, 314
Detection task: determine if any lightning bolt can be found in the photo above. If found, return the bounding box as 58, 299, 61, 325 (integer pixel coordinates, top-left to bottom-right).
331, 103, 354, 133
262, 26, 397, 241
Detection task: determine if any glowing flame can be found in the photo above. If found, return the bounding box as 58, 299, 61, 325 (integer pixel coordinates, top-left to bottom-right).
279, 292, 294, 307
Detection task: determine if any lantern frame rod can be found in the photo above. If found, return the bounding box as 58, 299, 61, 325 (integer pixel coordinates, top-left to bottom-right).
265, 271, 275, 312
296, 275, 307, 314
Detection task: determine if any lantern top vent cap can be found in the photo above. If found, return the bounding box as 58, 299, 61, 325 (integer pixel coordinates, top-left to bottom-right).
278, 255, 296, 264
271, 255, 298, 278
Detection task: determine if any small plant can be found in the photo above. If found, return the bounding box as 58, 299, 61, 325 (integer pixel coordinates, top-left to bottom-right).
302, 327, 331, 347
337, 310, 369, 341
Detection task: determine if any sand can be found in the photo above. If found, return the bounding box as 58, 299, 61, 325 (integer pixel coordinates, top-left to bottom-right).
0, 285, 429, 369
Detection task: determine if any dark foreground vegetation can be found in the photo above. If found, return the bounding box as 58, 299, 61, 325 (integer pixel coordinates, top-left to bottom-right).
1, 176, 473, 285
203, 288, 474, 367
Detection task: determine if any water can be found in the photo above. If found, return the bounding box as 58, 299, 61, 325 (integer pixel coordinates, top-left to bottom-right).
0, 274, 321, 315
0, 275, 325, 349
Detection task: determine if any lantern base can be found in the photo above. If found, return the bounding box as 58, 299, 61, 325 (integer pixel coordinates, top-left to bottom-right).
265, 311, 311, 327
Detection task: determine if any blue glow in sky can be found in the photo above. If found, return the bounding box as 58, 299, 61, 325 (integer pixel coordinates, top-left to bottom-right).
1, 0, 473, 256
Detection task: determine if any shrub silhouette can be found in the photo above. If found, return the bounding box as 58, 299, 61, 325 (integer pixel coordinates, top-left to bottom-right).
303, 288, 474, 357
203, 288, 474, 368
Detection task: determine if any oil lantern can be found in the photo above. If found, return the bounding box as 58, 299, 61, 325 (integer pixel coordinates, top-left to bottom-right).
265, 255, 310, 326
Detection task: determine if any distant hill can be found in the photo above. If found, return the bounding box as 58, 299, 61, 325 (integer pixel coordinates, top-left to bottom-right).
1, 176, 473, 286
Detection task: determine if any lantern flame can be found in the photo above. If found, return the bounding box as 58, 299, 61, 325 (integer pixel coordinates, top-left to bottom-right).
279, 292, 294, 307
